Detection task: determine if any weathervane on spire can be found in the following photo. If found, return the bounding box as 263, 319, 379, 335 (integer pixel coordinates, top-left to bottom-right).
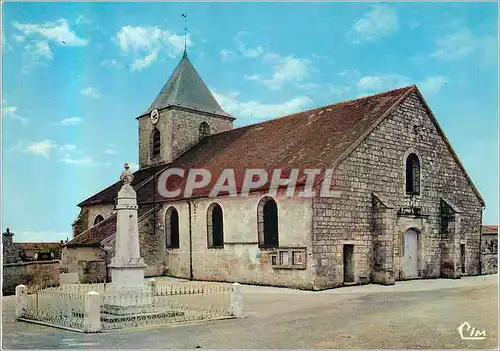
182, 12, 188, 55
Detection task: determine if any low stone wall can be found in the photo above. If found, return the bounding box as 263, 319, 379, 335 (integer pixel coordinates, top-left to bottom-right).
481, 254, 498, 275
481, 233, 498, 275
2, 260, 61, 295
78, 260, 107, 284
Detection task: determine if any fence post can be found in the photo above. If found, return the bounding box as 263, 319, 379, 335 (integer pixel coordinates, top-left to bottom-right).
149, 279, 157, 304
230, 282, 243, 318
15, 284, 28, 319
83, 291, 101, 333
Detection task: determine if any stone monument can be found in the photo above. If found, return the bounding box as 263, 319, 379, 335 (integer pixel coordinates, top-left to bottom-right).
104, 163, 150, 314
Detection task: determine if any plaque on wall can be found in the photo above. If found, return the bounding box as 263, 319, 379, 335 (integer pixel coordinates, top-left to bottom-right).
279, 251, 289, 265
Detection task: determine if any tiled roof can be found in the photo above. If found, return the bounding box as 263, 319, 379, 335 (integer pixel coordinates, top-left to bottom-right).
137, 86, 414, 202
65, 214, 117, 247
65, 206, 157, 247
143, 51, 230, 117
79, 84, 484, 207
14, 242, 62, 251
78, 163, 167, 207
482, 225, 498, 234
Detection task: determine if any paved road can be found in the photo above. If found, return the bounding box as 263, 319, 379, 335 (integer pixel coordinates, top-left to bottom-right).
2, 275, 498, 349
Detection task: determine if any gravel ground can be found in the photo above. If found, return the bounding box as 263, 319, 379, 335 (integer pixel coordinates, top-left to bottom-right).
2, 275, 498, 349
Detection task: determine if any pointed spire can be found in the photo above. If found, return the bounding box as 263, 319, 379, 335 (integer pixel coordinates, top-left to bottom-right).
144, 52, 229, 117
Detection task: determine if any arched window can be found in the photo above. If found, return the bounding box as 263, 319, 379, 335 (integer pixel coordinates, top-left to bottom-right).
405, 153, 420, 195
165, 207, 179, 249
199, 122, 211, 140
152, 129, 161, 157
93, 215, 104, 225
257, 197, 279, 248
207, 203, 224, 248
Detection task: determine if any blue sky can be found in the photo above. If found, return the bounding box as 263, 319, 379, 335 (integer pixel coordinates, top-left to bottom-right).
2, 2, 498, 242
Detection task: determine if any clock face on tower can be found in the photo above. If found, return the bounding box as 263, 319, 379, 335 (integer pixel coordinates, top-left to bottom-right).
150, 109, 159, 125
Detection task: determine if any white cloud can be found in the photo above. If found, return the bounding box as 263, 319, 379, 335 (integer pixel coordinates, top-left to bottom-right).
418, 75, 448, 94
81, 87, 101, 98
220, 31, 264, 62
220, 49, 236, 62
59, 156, 95, 165
116, 25, 190, 71
2, 32, 13, 51
131, 51, 159, 72
25, 140, 57, 158
76, 15, 91, 25
430, 28, 475, 60
233, 31, 263, 57
12, 19, 88, 46
357, 74, 410, 92
101, 58, 118, 67
13, 35, 26, 43
212, 90, 312, 120
13, 230, 70, 242
3, 101, 28, 125
329, 84, 351, 96
238, 45, 263, 58
21, 40, 53, 71
104, 148, 116, 155
59, 144, 77, 153
246, 54, 311, 90
349, 72, 448, 96
348, 5, 399, 43
295, 82, 318, 91
27, 40, 53, 59
59, 155, 111, 167
57, 117, 82, 126
9, 140, 111, 166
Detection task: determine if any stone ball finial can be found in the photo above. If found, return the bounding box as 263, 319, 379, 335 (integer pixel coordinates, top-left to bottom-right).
120, 163, 134, 185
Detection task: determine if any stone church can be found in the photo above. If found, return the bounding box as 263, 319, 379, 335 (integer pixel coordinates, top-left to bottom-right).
62, 49, 485, 290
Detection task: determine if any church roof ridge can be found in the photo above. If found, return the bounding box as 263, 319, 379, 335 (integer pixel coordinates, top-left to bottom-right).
144, 52, 230, 117
204, 85, 416, 139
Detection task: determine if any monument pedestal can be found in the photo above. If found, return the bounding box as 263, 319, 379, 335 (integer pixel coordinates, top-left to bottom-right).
103, 164, 154, 316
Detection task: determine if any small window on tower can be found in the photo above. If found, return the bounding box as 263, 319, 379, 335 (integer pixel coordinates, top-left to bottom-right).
199, 122, 211, 140
94, 215, 104, 226
152, 129, 161, 157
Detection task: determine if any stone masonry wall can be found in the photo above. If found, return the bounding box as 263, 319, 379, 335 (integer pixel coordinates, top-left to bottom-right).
72, 207, 89, 237
138, 193, 316, 289
72, 203, 114, 237
138, 205, 167, 277
170, 108, 233, 162
138, 109, 172, 168
61, 246, 105, 272
312, 92, 484, 289
2, 260, 60, 295
2, 232, 18, 263
138, 107, 233, 168
78, 260, 107, 283
86, 203, 115, 229
481, 233, 498, 274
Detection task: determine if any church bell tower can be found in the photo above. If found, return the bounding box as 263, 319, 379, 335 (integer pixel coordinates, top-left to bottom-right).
136, 50, 235, 169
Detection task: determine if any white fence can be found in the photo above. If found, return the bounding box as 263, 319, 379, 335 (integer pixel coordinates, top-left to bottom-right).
15, 281, 244, 333
16, 285, 86, 331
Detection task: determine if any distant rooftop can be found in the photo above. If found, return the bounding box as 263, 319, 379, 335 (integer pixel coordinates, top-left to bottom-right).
482, 225, 498, 234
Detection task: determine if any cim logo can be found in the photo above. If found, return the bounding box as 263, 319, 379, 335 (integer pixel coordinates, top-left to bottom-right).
457, 321, 486, 340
